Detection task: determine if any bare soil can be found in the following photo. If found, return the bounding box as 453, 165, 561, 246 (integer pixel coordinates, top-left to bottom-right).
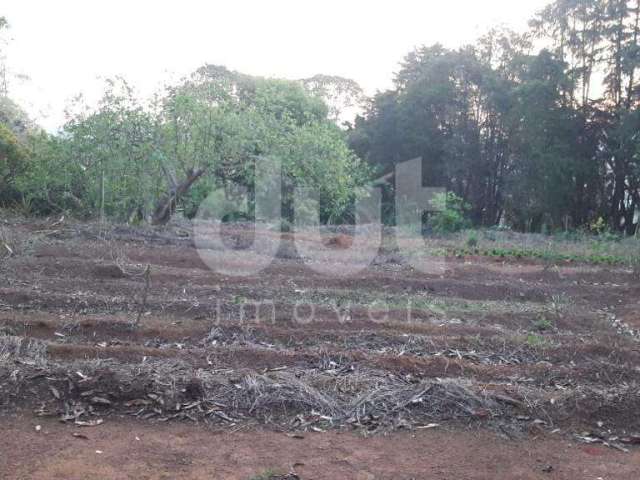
2, 413, 640, 480
1, 218, 640, 478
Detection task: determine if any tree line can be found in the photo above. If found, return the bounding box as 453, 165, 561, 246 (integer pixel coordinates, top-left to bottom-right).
351, 0, 640, 234
1, 0, 640, 234
1, 64, 369, 225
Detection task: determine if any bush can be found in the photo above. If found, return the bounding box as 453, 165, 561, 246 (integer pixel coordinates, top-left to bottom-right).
428, 192, 471, 234
590, 216, 607, 235
0, 123, 27, 205
532, 316, 554, 332
466, 231, 479, 248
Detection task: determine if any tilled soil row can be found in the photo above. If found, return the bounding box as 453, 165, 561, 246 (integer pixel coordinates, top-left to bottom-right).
0, 220, 639, 447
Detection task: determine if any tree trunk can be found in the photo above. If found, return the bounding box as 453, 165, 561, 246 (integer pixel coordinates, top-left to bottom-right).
610, 164, 626, 231
151, 168, 205, 225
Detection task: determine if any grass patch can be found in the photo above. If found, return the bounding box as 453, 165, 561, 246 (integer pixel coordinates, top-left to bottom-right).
248, 471, 280, 480
449, 245, 629, 265
525, 333, 551, 348
532, 316, 554, 332
406, 228, 640, 266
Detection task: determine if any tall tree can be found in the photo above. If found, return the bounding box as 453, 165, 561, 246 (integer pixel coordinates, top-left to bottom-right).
300, 75, 364, 126
0, 16, 9, 97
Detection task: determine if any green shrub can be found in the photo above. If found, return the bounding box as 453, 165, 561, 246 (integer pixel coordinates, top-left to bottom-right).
466, 231, 479, 248
526, 333, 548, 348
249, 470, 280, 480
590, 216, 607, 235
532, 316, 554, 332
0, 123, 27, 205
428, 192, 471, 234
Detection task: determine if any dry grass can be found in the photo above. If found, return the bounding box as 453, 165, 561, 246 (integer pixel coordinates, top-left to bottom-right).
239, 372, 343, 418
0, 222, 48, 263
349, 378, 497, 424
0, 335, 48, 364
0, 355, 520, 431
0, 226, 22, 260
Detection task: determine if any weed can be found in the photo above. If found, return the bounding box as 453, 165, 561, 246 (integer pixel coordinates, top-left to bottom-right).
248, 468, 300, 479
532, 316, 554, 332
525, 333, 548, 348
428, 192, 471, 234
249, 471, 279, 480
449, 245, 629, 265
466, 231, 479, 248
0, 226, 29, 259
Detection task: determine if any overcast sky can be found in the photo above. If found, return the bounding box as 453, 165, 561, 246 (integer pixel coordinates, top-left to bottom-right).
3, 0, 549, 130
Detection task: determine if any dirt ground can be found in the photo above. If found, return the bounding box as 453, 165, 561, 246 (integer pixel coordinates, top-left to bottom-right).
1, 218, 640, 479
2, 413, 640, 480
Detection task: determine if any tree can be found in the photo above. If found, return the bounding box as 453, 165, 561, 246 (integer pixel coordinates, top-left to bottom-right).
14, 0, 640, 233
350, 2, 640, 234
60, 79, 160, 219
300, 75, 364, 126
350, 33, 605, 231
157, 67, 368, 223
0, 122, 26, 204
351, 41, 520, 226
505, 50, 591, 230
530, 0, 640, 234
602, 0, 640, 233
530, 0, 606, 108
0, 16, 8, 97
22, 67, 369, 224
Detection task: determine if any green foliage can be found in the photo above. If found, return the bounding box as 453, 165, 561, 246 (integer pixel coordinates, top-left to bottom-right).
532, 316, 554, 332
525, 333, 549, 348
351, 41, 522, 227
428, 192, 471, 234
350, 8, 640, 234
0, 122, 27, 204
444, 225, 640, 265
14, 133, 83, 214
451, 245, 625, 265
167, 72, 369, 223
590, 217, 608, 235
7, 0, 640, 234
301, 74, 364, 123
466, 231, 479, 248
12, 79, 165, 218
18, 69, 370, 221
248, 471, 279, 480
0, 97, 35, 137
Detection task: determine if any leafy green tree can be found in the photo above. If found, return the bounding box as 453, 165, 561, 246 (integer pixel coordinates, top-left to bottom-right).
0, 97, 36, 136
159, 67, 368, 223
351, 41, 520, 226
504, 50, 592, 231
300, 74, 364, 125
21, 67, 369, 224
531, 0, 640, 233
0, 122, 26, 203
60, 79, 160, 219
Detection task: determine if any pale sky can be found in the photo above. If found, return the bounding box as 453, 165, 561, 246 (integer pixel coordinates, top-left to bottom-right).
2, 0, 550, 130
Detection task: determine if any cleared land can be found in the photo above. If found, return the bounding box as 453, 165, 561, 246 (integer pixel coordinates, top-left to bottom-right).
1, 218, 640, 479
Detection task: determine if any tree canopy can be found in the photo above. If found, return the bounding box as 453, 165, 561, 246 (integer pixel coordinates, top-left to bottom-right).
12, 68, 368, 222
2, 1, 640, 235
351, 0, 640, 233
